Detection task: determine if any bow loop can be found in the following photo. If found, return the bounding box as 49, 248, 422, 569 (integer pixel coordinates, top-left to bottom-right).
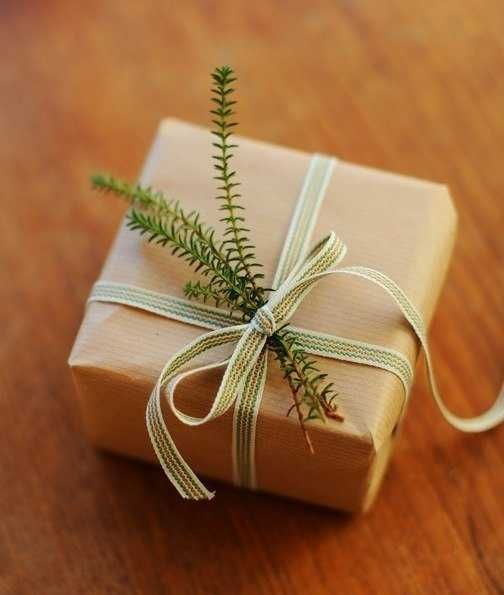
266, 232, 348, 325
143, 232, 348, 499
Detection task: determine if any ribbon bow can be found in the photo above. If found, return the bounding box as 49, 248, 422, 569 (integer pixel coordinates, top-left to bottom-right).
146, 232, 347, 500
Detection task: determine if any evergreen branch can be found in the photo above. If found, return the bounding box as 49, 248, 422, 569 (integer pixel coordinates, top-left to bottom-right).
91, 174, 258, 317
211, 66, 264, 304
269, 328, 343, 451
91, 174, 172, 215
92, 174, 208, 240
126, 209, 257, 317
183, 280, 222, 304
183, 279, 235, 310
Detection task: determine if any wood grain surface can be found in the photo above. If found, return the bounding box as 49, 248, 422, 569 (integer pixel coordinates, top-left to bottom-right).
1, 1, 503, 594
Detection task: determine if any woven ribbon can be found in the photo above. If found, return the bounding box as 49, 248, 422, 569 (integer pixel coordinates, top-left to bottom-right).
89, 154, 504, 499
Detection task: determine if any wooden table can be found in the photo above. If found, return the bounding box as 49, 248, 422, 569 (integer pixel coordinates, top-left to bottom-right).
1, 2, 502, 593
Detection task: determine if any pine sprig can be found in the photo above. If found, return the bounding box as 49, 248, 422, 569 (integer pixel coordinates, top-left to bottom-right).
90, 65, 344, 453
183, 279, 225, 306
127, 210, 257, 317
211, 66, 264, 305
91, 174, 171, 215
92, 174, 258, 317
270, 328, 342, 452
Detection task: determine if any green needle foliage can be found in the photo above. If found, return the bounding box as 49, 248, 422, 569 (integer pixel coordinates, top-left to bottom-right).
210, 66, 265, 306
91, 66, 343, 449
91, 174, 258, 317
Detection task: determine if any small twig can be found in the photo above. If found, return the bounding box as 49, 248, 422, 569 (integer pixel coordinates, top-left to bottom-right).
285, 373, 315, 454
321, 400, 344, 421
272, 334, 318, 454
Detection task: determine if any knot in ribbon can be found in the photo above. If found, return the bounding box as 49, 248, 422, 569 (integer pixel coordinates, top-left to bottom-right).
146, 232, 347, 499
251, 305, 276, 336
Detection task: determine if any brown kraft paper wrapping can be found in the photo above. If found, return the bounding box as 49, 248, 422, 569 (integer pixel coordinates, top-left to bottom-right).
69, 118, 457, 512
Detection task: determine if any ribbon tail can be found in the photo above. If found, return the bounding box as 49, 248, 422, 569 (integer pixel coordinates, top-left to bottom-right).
232, 349, 268, 489
146, 325, 246, 500
147, 391, 214, 500
334, 266, 504, 433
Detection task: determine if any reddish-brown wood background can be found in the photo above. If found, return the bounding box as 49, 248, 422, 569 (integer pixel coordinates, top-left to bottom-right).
1, 2, 503, 594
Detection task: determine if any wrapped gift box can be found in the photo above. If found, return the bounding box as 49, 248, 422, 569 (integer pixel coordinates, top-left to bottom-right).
68, 119, 457, 512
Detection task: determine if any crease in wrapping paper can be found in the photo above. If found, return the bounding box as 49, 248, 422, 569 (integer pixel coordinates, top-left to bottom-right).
69, 118, 457, 511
